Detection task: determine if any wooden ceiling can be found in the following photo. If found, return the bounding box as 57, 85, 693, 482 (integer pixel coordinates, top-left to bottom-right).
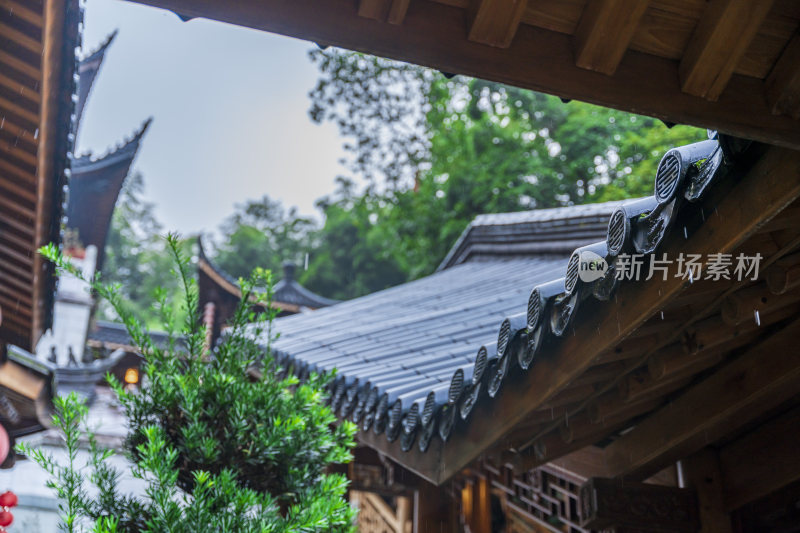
127, 0, 800, 148
0, 0, 79, 350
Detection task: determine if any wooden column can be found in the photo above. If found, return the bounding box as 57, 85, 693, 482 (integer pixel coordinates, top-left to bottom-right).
397, 495, 412, 533
682, 448, 732, 533
472, 477, 491, 533
415, 479, 456, 533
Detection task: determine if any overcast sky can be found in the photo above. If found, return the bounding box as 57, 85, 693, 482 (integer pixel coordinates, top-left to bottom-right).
78, 0, 347, 235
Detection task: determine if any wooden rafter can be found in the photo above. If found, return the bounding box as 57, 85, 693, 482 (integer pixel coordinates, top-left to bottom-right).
5, 0, 45, 27
358, 0, 411, 25
0, 48, 40, 78
602, 316, 800, 480
124, 0, 800, 149
719, 404, 800, 511
679, 0, 774, 101
467, 0, 529, 48
765, 31, 800, 119
573, 0, 651, 75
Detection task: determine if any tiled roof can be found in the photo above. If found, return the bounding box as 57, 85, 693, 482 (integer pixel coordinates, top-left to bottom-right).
264, 134, 742, 457
74, 30, 117, 136
197, 237, 338, 310
438, 200, 628, 270
270, 257, 567, 445
86, 320, 173, 351
67, 119, 151, 271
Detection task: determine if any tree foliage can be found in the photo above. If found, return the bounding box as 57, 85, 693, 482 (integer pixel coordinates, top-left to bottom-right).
214, 195, 316, 280
24, 239, 357, 533
111, 49, 707, 308
299, 49, 706, 288
101, 173, 183, 328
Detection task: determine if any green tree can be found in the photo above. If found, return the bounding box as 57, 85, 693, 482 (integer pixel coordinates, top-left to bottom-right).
300, 178, 407, 300
307, 49, 706, 280
24, 239, 357, 532
101, 173, 182, 328
215, 195, 317, 279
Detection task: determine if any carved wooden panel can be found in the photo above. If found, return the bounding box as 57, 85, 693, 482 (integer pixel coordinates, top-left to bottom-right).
476, 460, 588, 532
351, 490, 412, 533
579, 478, 698, 532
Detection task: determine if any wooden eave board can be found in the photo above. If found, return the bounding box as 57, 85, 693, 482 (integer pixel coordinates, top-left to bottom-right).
126, 0, 800, 148
0, 0, 78, 350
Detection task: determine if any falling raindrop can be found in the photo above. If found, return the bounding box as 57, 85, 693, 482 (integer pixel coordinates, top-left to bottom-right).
701, 209, 705, 222
688, 270, 694, 284
660, 311, 664, 320
683, 226, 688, 239
754, 310, 761, 326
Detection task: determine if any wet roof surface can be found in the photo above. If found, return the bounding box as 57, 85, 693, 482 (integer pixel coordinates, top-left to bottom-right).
271, 257, 566, 375
261, 136, 745, 458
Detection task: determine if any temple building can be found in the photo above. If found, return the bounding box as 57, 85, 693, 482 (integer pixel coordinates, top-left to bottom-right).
34, 31, 150, 374
118, 1, 800, 531
197, 236, 338, 343
0, 0, 81, 468
2, 0, 800, 531
0, 3, 148, 485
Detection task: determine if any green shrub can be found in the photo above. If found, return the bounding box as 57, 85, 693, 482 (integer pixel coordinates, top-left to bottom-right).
20, 235, 357, 532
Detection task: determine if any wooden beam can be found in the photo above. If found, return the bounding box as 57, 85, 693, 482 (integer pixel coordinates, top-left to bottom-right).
0, 49, 41, 79
765, 252, 800, 295
547, 445, 611, 481
602, 316, 800, 480
124, 0, 800, 149
0, 19, 44, 55
358, 0, 410, 25
719, 404, 800, 511
573, 0, 650, 75
721, 283, 800, 325
0, 71, 41, 105
5, 0, 45, 28
765, 31, 800, 119
358, 0, 390, 21
683, 448, 733, 533
387, 0, 411, 25
509, 415, 635, 472
468, 0, 528, 48
679, 0, 774, 101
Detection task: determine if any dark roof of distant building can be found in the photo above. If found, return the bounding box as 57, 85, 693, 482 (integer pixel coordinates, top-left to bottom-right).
74, 30, 117, 136
438, 200, 628, 270
66, 118, 151, 270
86, 320, 174, 352
197, 237, 339, 311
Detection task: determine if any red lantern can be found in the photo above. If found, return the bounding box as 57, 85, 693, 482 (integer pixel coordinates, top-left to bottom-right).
0, 511, 12, 527
0, 492, 17, 508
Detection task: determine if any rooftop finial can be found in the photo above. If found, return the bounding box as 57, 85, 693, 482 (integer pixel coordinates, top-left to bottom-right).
282, 262, 296, 282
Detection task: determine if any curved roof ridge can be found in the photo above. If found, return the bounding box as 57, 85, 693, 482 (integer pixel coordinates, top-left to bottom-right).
438, 199, 631, 271
72, 117, 151, 171
74, 29, 118, 136
197, 237, 339, 309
